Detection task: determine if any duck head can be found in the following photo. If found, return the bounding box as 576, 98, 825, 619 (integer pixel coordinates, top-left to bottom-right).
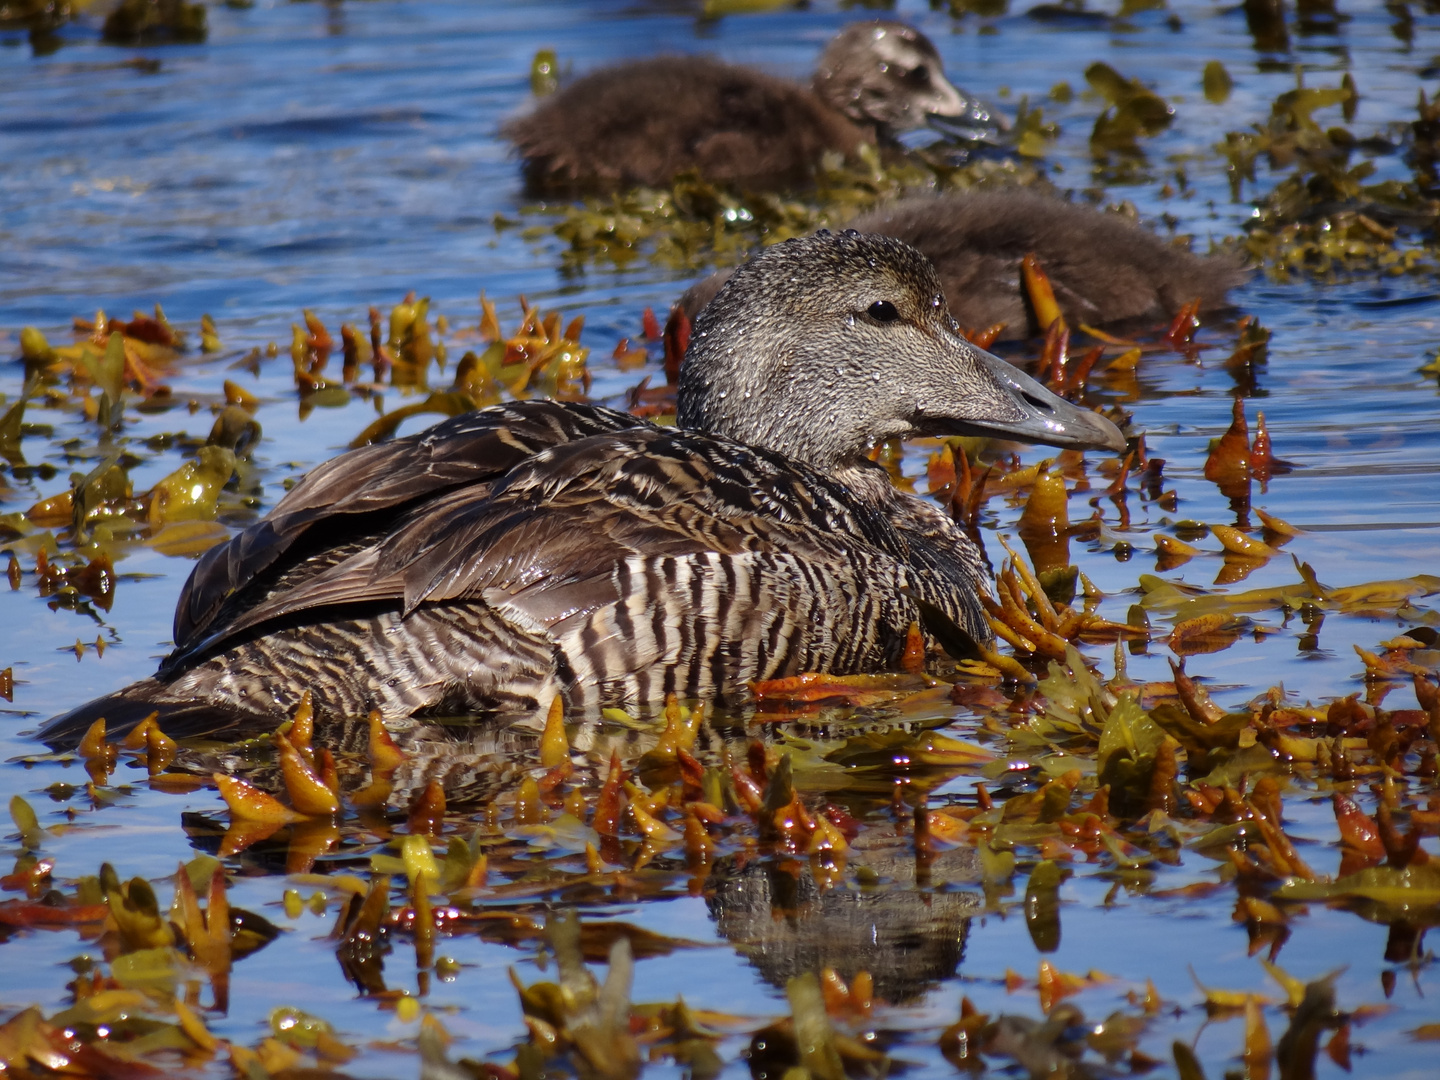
813, 21, 1002, 138
676, 230, 1128, 474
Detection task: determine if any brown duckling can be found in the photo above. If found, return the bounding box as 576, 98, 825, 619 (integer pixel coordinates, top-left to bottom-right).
666, 189, 1247, 370
502, 21, 1001, 193
849, 190, 1247, 337
40, 230, 1122, 747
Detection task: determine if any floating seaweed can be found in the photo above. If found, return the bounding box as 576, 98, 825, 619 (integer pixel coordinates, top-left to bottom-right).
5, 13, 1440, 1076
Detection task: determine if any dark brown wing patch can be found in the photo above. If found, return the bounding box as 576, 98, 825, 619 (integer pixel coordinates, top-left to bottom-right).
170, 402, 645, 652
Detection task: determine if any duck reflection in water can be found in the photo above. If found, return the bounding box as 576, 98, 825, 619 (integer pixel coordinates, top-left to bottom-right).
707, 839, 980, 1005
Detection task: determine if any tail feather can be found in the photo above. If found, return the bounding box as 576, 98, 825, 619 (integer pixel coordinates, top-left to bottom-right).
37, 679, 275, 751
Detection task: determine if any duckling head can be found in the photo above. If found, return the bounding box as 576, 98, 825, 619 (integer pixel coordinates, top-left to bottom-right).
813, 21, 1000, 137
677, 229, 1128, 474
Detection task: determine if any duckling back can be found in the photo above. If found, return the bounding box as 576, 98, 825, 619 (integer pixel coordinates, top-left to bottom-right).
668, 190, 1246, 345
848, 190, 1247, 338
503, 55, 865, 193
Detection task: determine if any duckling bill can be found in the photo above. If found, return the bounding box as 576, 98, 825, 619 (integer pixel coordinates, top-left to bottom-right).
40, 231, 1123, 747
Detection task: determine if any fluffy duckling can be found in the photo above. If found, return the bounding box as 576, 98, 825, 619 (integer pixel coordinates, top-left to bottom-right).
668, 189, 1246, 361
41, 230, 1122, 746
848, 190, 1247, 337
502, 21, 1000, 193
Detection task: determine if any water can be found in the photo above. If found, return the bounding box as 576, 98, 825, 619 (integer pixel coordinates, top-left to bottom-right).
2, 1, 1440, 1077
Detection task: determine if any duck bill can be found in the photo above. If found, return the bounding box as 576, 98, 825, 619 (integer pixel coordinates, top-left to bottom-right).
976, 350, 1127, 452
925, 90, 1010, 139
922, 342, 1129, 454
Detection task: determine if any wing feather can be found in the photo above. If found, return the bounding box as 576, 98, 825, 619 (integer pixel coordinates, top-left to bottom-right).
170, 401, 643, 650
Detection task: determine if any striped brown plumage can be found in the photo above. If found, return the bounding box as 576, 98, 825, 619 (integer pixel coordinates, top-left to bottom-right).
51, 402, 986, 740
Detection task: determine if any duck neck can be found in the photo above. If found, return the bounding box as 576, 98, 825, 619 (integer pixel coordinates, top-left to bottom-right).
676, 350, 903, 479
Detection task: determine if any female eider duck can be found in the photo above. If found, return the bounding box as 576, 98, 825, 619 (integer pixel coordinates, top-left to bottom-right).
502, 21, 1001, 193
671, 189, 1247, 349
40, 231, 1123, 747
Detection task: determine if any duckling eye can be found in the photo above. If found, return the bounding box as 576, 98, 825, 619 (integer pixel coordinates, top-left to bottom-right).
868, 300, 900, 323
903, 65, 930, 88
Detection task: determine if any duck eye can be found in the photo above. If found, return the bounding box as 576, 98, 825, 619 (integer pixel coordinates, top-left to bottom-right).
868, 300, 900, 323
904, 65, 930, 87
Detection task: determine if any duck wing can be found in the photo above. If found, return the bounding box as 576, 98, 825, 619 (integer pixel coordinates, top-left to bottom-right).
170, 401, 645, 653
